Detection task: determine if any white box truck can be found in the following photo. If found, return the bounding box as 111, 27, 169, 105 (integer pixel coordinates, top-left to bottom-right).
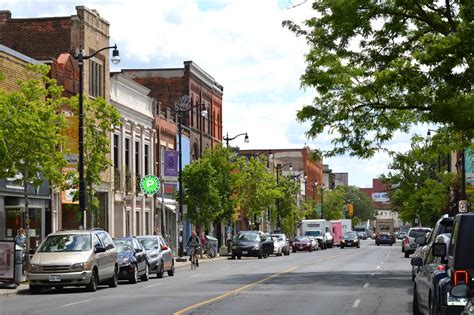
301, 219, 332, 249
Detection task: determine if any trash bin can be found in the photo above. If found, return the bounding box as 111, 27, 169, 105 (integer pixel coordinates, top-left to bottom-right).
205, 236, 218, 257
14, 245, 24, 285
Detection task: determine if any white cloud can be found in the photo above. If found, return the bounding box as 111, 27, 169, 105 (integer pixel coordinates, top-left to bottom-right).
4, 0, 421, 188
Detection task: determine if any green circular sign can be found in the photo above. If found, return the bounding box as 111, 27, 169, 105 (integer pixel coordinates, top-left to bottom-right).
140, 175, 160, 195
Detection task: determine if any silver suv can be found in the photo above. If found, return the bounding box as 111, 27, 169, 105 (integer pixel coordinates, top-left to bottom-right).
28, 229, 118, 294
403, 227, 432, 258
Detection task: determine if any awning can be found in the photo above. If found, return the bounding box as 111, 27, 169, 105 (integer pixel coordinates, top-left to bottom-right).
156, 197, 177, 213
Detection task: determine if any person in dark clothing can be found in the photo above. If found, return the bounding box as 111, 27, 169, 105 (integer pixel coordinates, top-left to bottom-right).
186, 231, 201, 266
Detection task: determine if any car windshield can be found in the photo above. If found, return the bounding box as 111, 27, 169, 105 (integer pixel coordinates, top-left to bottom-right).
343, 233, 357, 239
295, 237, 309, 242
409, 229, 431, 238
304, 231, 321, 237
114, 239, 133, 253
237, 233, 259, 242
38, 234, 91, 252
138, 238, 158, 250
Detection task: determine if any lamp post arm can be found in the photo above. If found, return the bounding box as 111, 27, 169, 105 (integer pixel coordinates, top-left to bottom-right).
223, 133, 247, 142
77, 44, 118, 61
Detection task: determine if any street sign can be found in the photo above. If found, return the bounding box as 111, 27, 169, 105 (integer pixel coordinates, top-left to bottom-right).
140, 175, 160, 195
459, 200, 468, 213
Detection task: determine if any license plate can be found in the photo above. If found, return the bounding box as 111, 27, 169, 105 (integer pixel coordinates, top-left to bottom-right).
242, 251, 248, 255
49, 275, 61, 282
299, 247, 303, 249
447, 293, 467, 306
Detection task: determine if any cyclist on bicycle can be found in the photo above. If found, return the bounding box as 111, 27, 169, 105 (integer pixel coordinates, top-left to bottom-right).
187, 231, 201, 267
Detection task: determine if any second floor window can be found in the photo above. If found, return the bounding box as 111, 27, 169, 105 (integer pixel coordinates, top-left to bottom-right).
135, 141, 140, 176
89, 59, 104, 97
125, 138, 130, 169
144, 144, 149, 175
113, 134, 119, 169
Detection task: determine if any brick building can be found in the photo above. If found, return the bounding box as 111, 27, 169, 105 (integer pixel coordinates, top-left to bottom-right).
0, 44, 52, 249
0, 7, 116, 233
120, 60, 224, 161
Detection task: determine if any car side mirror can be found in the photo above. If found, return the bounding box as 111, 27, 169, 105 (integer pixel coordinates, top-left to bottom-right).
154, 245, 159, 249
432, 243, 447, 257
161, 245, 168, 251
95, 245, 106, 253
411, 257, 423, 267
450, 284, 468, 298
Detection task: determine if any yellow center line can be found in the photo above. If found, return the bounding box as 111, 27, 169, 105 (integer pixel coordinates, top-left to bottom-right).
173, 266, 298, 315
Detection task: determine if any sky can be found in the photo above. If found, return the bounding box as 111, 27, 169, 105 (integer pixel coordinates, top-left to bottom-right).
2, 0, 428, 188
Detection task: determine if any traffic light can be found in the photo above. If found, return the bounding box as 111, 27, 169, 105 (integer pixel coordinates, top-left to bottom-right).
348, 204, 354, 217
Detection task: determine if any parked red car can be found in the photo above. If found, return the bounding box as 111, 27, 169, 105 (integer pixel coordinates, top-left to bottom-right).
292, 237, 313, 252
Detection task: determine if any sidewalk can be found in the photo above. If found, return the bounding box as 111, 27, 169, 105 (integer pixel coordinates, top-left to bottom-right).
0, 255, 227, 297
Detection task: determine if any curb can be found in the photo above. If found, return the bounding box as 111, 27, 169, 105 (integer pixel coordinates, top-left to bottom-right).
174, 256, 227, 270
0, 257, 228, 297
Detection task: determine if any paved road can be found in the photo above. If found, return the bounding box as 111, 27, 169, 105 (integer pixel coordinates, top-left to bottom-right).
0, 240, 414, 315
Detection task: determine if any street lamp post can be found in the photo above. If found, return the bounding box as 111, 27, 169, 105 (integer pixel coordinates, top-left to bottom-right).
174, 96, 207, 261
320, 184, 325, 219
73, 44, 120, 227
276, 163, 292, 232
223, 132, 249, 147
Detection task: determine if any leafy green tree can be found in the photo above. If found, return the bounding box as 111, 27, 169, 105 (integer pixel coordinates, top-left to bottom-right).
284, 1, 473, 158
339, 185, 375, 221
381, 134, 455, 226
238, 156, 280, 227
206, 145, 242, 223
0, 64, 68, 257
278, 175, 300, 236
182, 156, 221, 230
322, 188, 346, 220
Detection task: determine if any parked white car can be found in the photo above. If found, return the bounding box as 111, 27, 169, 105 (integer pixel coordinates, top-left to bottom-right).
271, 236, 284, 256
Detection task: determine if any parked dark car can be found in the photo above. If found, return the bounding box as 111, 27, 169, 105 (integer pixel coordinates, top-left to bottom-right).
271, 233, 291, 256
340, 232, 360, 248
423, 213, 474, 315
375, 232, 393, 246
137, 235, 174, 278
231, 231, 273, 259
412, 233, 451, 314
113, 237, 149, 283
292, 237, 313, 252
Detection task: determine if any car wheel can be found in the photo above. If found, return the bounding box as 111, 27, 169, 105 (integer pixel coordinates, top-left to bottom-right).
167, 264, 175, 277
258, 249, 263, 259
140, 263, 149, 281
402, 246, 405, 253
231, 255, 236, 259
405, 251, 410, 258
292, 250, 296, 253
156, 262, 164, 279
357, 245, 360, 248
129, 264, 139, 284
390, 243, 393, 246
108, 265, 118, 287
413, 285, 421, 315
86, 269, 98, 292
29, 285, 42, 294
341, 246, 344, 249
237, 255, 241, 260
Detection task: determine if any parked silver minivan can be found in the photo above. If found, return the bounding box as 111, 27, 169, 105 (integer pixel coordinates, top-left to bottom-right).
28, 229, 118, 294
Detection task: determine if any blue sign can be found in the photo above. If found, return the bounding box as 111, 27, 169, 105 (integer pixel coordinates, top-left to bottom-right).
164, 151, 178, 177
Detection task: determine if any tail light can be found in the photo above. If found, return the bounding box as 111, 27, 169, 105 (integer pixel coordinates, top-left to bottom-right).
404, 238, 409, 245
437, 265, 445, 271
453, 270, 469, 286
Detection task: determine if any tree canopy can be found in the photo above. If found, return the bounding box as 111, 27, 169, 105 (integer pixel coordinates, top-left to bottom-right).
380, 132, 456, 226
284, 0, 473, 158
